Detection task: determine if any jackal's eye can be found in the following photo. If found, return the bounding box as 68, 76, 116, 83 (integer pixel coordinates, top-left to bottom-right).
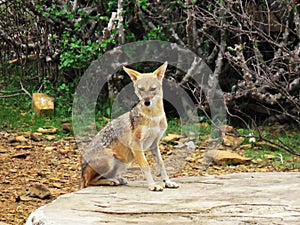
149, 86, 157, 91
138, 87, 145, 91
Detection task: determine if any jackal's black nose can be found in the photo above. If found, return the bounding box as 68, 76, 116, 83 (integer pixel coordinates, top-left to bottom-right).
144, 100, 151, 106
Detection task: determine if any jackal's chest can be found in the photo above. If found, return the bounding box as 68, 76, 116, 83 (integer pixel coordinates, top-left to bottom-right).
141, 115, 166, 150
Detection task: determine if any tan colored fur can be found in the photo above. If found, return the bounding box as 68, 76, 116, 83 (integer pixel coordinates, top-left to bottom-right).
80, 62, 179, 191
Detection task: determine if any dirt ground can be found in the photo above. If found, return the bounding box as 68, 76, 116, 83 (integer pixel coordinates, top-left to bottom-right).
0, 131, 299, 225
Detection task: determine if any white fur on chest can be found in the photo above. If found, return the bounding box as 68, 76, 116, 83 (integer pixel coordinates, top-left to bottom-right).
142, 114, 166, 150
151, 114, 164, 123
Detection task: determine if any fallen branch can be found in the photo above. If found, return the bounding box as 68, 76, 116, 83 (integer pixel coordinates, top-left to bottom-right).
0, 93, 24, 98
0, 81, 32, 98
19, 81, 32, 98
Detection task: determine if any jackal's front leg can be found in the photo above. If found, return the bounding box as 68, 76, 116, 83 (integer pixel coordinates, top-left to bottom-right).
133, 150, 164, 191
151, 143, 179, 189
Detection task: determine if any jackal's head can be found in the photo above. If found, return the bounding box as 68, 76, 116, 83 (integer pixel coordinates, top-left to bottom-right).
123, 62, 167, 107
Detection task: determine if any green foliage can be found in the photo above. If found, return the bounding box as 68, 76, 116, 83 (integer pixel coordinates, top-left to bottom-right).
138, 0, 149, 10
42, 78, 76, 117
166, 118, 211, 139
0, 94, 71, 137
239, 126, 300, 169
166, 118, 181, 134
245, 146, 300, 170
35, 1, 113, 74
58, 33, 105, 72
35, 3, 74, 21
144, 26, 168, 41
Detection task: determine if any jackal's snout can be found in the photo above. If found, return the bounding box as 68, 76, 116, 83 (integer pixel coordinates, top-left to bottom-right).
144, 98, 151, 106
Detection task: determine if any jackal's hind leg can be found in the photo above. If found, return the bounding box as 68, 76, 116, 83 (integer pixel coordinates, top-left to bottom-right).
88, 177, 127, 186
81, 156, 128, 188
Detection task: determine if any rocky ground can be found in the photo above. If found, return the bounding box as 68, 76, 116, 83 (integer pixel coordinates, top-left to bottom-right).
0, 127, 299, 225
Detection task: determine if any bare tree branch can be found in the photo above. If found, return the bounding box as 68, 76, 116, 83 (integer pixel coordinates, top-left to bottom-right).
117, 0, 125, 45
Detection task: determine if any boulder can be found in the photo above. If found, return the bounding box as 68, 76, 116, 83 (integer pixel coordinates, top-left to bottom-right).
26, 172, 300, 225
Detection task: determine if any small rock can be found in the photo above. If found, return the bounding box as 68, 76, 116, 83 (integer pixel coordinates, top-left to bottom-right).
60, 118, 69, 123
239, 144, 252, 149
163, 133, 182, 142
185, 141, 196, 150
174, 141, 196, 149
0, 154, 9, 161
29, 183, 51, 199
264, 154, 276, 160
12, 152, 31, 159
38, 127, 57, 134
213, 150, 252, 166
45, 135, 56, 141
3, 133, 10, 138
7, 136, 17, 143
20, 195, 32, 202
253, 158, 264, 164
59, 148, 71, 155
185, 156, 196, 162
30, 132, 42, 141
174, 142, 185, 148
220, 125, 239, 134
52, 182, 62, 188
16, 135, 27, 142
223, 135, 244, 149
15, 145, 32, 149
0, 147, 7, 153
45, 146, 56, 151
62, 123, 72, 132
166, 150, 173, 155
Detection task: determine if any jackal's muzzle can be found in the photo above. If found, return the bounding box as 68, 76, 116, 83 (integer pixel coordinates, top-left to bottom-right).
144, 98, 151, 106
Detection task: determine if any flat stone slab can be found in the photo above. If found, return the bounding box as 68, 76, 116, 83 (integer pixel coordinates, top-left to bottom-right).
26, 172, 300, 225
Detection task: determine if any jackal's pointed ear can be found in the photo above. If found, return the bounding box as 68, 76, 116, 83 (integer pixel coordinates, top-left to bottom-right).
123, 67, 141, 82
153, 61, 168, 82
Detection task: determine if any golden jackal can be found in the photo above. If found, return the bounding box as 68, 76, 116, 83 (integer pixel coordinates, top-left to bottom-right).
81, 62, 179, 191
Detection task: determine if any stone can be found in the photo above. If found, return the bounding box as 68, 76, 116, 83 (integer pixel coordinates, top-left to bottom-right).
184, 141, 196, 149
7, 136, 17, 143
213, 150, 252, 165
15, 135, 27, 142
30, 132, 42, 141
37, 127, 57, 134
62, 123, 73, 132
11, 152, 31, 159
15, 145, 32, 149
44, 146, 56, 151
29, 183, 51, 199
163, 133, 182, 142
0, 147, 7, 153
223, 135, 244, 149
45, 135, 56, 141
26, 173, 300, 225
32, 93, 54, 116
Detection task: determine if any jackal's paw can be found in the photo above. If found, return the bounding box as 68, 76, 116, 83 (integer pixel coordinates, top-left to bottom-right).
108, 179, 122, 186
164, 180, 179, 189
148, 184, 164, 191
117, 177, 128, 185
108, 178, 128, 186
